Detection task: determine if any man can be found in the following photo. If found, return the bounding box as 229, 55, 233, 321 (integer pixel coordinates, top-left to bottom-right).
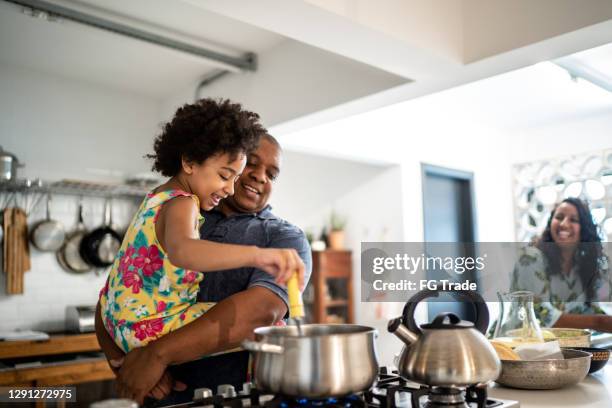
94, 134, 312, 405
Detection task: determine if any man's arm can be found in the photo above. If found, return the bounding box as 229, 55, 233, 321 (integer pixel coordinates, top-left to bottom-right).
151, 285, 286, 366
94, 301, 126, 372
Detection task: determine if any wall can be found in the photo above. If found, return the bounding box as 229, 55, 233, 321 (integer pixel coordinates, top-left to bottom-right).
508, 113, 612, 165
269, 152, 406, 366
0, 63, 160, 332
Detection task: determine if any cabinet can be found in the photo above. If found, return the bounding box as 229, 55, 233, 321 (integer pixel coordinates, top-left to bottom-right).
0, 333, 115, 407
304, 250, 354, 324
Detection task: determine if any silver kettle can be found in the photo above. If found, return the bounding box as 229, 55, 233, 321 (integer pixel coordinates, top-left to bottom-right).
388, 289, 500, 387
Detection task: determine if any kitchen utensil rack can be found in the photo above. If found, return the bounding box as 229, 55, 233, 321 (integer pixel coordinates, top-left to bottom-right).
0, 178, 148, 213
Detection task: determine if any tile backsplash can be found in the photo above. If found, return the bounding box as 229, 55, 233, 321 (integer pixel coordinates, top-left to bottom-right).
0, 194, 140, 333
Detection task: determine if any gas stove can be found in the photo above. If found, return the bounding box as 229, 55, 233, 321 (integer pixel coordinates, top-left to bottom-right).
161, 368, 519, 408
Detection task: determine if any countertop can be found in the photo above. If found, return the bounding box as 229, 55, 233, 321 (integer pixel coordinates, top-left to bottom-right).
489, 361, 612, 407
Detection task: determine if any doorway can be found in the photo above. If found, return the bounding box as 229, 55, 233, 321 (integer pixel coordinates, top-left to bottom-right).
421, 164, 477, 322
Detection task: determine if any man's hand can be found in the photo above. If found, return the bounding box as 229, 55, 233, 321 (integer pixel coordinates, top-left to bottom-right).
111, 358, 187, 401
115, 342, 167, 405
147, 371, 187, 400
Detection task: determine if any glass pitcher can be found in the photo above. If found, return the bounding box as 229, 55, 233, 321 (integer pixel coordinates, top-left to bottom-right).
493, 290, 544, 347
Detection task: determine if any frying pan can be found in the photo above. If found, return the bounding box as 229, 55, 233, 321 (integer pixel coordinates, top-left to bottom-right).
80, 199, 121, 268
60, 203, 91, 273
31, 194, 65, 252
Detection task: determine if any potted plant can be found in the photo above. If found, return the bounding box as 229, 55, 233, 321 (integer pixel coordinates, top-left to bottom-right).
328, 210, 347, 250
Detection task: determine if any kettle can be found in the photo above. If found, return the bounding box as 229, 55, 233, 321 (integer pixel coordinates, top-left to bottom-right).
388, 289, 500, 387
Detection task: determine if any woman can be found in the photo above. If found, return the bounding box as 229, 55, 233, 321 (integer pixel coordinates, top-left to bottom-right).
512, 197, 612, 332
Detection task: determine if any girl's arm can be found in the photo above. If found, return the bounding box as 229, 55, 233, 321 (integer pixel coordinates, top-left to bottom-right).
159, 197, 304, 287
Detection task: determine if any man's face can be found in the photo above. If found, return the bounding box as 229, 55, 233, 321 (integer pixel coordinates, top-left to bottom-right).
225, 138, 281, 213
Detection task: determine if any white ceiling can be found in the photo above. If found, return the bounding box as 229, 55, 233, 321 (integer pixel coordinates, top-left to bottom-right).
276, 43, 612, 164
1, 0, 611, 131
0, 0, 286, 98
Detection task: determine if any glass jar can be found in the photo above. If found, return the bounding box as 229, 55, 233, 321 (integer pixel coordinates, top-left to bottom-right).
493, 290, 544, 347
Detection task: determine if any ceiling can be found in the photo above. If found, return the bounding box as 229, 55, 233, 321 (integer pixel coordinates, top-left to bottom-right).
276, 42, 612, 164
1, 0, 611, 131
0, 0, 286, 98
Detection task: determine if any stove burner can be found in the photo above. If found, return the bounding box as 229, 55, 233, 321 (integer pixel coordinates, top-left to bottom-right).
364, 368, 504, 408
164, 367, 516, 408
267, 395, 366, 408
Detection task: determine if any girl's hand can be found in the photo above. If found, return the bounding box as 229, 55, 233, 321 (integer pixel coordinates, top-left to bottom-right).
254, 248, 305, 289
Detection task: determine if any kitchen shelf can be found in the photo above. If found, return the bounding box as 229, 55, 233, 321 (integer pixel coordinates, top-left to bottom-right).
308, 250, 354, 324
0, 333, 114, 401
0, 333, 102, 360
325, 299, 348, 307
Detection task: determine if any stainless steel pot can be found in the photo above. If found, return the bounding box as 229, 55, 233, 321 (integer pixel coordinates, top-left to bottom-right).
0, 146, 23, 182
242, 324, 379, 398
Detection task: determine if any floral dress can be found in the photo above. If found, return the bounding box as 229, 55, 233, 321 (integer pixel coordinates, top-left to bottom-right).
99, 189, 215, 353
511, 246, 612, 327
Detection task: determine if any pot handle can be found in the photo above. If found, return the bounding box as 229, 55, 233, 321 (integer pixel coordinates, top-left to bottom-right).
402, 289, 489, 335
241, 340, 284, 354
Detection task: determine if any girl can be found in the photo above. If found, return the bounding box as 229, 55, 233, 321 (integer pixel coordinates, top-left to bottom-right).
99, 98, 304, 353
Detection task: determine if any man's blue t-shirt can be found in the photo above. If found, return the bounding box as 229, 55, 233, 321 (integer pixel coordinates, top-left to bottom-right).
197, 205, 312, 309
162, 206, 312, 403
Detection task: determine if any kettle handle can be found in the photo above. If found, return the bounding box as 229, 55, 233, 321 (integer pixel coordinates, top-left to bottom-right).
402, 289, 489, 335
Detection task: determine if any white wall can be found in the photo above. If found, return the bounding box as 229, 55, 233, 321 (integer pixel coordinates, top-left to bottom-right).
270, 151, 406, 366
0, 63, 160, 332
508, 113, 612, 165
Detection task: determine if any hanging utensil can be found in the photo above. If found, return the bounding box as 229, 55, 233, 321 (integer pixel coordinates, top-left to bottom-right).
2, 208, 11, 274
60, 201, 91, 273
80, 199, 121, 268
4, 207, 28, 294
31, 194, 66, 252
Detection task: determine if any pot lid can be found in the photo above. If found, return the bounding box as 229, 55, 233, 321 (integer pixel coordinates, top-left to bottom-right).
420, 312, 474, 329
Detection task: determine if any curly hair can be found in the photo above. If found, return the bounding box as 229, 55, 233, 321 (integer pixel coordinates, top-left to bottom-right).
535, 197, 604, 302
147, 98, 265, 177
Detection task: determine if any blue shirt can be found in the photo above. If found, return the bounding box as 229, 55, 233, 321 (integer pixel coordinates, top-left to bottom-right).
197, 205, 313, 309
154, 206, 312, 407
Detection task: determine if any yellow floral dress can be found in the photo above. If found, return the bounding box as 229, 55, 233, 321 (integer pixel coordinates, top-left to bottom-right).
99, 189, 215, 353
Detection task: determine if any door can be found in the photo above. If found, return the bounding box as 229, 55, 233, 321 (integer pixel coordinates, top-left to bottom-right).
422, 164, 477, 322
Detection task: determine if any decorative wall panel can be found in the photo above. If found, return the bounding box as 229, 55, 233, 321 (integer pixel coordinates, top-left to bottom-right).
513, 149, 612, 242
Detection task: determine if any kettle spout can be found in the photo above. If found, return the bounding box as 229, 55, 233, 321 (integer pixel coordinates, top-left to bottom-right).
388, 317, 419, 345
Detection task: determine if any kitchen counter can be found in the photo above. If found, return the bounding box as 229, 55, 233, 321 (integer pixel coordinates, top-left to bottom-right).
489, 361, 612, 407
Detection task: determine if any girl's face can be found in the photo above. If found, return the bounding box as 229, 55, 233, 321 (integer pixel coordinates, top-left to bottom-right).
183, 152, 246, 210
550, 202, 581, 248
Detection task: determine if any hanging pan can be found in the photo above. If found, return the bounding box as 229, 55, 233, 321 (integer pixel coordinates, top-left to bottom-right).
60, 202, 91, 273
80, 199, 121, 268
31, 194, 66, 252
